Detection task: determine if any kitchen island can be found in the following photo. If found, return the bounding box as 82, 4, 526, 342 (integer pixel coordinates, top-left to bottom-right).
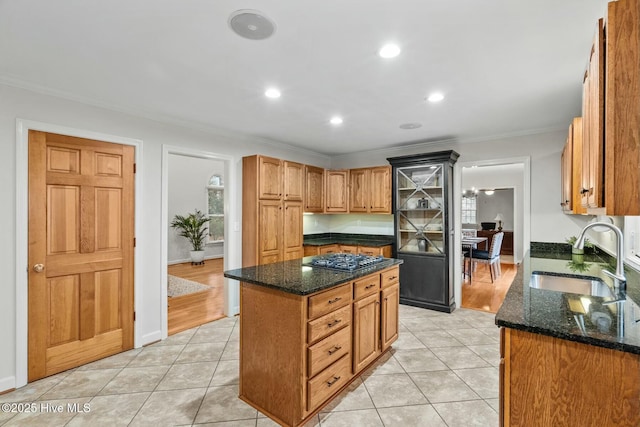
496, 248, 640, 426
224, 256, 402, 427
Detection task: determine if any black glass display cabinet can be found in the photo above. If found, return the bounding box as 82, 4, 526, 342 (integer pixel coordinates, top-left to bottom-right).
387, 150, 459, 312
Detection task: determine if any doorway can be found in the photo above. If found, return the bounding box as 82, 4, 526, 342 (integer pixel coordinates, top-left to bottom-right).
455, 158, 530, 313
160, 146, 237, 339
166, 153, 226, 334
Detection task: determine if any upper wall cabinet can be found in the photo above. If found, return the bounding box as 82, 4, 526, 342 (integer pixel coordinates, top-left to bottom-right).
581, 19, 605, 211
604, 0, 640, 216
283, 161, 304, 201
325, 170, 349, 213
243, 155, 304, 267
304, 165, 324, 213
561, 117, 585, 214
349, 166, 392, 214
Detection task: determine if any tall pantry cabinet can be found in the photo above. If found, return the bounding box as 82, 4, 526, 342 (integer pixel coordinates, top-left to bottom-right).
243, 155, 304, 267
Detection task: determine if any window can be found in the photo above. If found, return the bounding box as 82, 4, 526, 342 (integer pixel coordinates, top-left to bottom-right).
461, 195, 477, 224
207, 175, 224, 243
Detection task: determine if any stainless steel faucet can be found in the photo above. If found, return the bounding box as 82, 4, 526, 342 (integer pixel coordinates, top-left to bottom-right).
574, 222, 626, 288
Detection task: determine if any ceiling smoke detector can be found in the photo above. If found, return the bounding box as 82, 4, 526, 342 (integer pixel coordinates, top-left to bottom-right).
229, 10, 276, 40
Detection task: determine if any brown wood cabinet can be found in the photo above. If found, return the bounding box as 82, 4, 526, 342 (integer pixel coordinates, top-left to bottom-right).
239, 265, 400, 427
304, 244, 392, 258
604, 0, 640, 215
325, 170, 349, 212
284, 161, 304, 201
500, 327, 640, 427
561, 117, 585, 214
304, 165, 324, 213
243, 155, 303, 266
476, 230, 513, 256
581, 18, 605, 211
349, 166, 391, 214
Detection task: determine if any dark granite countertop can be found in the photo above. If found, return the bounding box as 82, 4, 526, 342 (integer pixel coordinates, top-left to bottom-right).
496, 247, 640, 355
303, 233, 394, 247
224, 256, 403, 296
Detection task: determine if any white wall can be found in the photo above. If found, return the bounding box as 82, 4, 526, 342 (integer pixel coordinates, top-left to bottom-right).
303, 213, 394, 236
0, 83, 331, 390
476, 189, 514, 230
168, 154, 224, 263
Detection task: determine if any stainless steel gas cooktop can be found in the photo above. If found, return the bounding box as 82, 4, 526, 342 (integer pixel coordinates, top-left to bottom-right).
306, 253, 385, 271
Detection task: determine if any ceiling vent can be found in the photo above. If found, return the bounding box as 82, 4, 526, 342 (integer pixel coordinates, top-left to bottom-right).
229, 10, 276, 40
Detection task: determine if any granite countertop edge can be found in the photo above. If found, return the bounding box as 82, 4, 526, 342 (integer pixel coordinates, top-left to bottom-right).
303, 233, 394, 247
495, 249, 640, 355
224, 258, 403, 296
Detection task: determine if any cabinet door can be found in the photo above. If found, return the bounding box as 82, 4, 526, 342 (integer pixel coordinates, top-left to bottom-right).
283, 201, 303, 260
283, 161, 304, 201
561, 133, 572, 212
258, 200, 282, 264
259, 156, 283, 200
340, 245, 358, 254
325, 170, 349, 212
369, 166, 391, 213
381, 283, 399, 352
581, 19, 604, 209
353, 292, 380, 373
349, 168, 369, 212
304, 165, 324, 213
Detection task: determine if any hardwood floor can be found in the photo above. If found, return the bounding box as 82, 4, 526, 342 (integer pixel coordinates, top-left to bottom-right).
167, 259, 225, 335
461, 260, 518, 313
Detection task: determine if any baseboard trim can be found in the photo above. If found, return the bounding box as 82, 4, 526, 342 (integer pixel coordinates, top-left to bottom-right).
0, 376, 16, 394
168, 255, 223, 265
141, 330, 162, 346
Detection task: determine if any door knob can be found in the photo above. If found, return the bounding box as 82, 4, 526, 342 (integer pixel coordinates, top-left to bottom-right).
33, 264, 45, 273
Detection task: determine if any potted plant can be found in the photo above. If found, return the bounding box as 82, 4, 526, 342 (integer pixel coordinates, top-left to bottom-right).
170, 209, 209, 263
565, 235, 596, 255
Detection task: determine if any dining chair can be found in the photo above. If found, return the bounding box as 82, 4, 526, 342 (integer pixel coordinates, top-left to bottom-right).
465, 232, 504, 282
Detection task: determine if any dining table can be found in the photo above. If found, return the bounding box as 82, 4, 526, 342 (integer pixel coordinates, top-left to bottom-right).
461, 236, 488, 282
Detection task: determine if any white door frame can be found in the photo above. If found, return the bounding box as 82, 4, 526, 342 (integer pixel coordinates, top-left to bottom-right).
453, 156, 530, 309
160, 145, 239, 339
15, 119, 144, 388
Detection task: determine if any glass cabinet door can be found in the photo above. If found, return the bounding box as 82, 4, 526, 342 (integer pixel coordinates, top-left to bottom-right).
396, 163, 445, 255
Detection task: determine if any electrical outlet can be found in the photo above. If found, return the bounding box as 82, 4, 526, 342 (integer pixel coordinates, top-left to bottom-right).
233, 221, 240, 232
357, 220, 362, 226
314, 220, 318, 227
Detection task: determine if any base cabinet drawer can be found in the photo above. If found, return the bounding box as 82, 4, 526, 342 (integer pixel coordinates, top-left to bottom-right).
307, 354, 351, 412
308, 326, 351, 377
308, 305, 351, 344
308, 284, 351, 320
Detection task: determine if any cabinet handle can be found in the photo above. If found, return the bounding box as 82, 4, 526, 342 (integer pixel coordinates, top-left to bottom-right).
328, 297, 342, 304
328, 345, 342, 355
327, 319, 342, 327
580, 188, 589, 194
388, 276, 397, 280
327, 376, 341, 386
365, 284, 376, 290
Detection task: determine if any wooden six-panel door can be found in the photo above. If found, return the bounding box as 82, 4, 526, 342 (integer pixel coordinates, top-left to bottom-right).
28, 131, 135, 381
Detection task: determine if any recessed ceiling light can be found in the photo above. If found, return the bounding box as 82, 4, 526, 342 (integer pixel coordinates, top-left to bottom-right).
330, 116, 343, 125
264, 88, 281, 99
427, 92, 445, 103
484, 189, 495, 195
399, 123, 422, 130
378, 43, 401, 59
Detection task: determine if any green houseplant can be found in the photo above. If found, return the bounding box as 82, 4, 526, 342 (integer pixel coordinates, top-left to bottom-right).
171, 209, 209, 263
565, 235, 596, 255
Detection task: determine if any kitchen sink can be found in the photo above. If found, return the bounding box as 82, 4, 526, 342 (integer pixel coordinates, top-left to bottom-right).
529, 271, 614, 298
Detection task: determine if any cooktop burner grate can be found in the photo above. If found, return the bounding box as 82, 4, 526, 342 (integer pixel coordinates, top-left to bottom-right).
306, 253, 385, 271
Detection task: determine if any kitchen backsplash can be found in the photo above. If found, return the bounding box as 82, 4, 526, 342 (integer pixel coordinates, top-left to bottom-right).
303, 213, 394, 236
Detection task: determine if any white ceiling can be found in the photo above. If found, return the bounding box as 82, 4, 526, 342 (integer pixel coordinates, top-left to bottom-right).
0, 0, 609, 155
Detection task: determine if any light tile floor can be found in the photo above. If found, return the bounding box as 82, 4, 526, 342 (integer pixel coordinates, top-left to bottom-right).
0, 306, 499, 426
